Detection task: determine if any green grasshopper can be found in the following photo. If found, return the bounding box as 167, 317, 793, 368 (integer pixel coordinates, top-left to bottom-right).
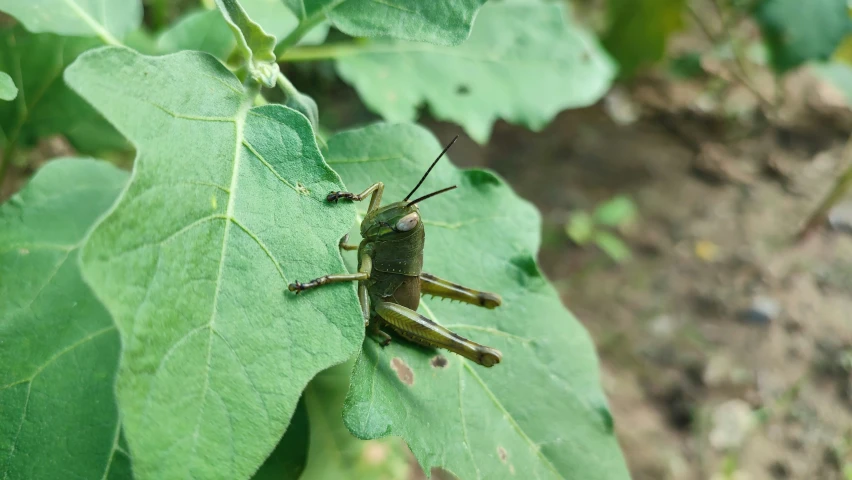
289, 137, 503, 367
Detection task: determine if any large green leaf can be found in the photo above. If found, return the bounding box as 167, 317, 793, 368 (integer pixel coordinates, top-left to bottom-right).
0, 0, 141, 43
754, 0, 852, 73
0, 158, 129, 480
299, 362, 412, 480
326, 124, 630, 480
602, 0, 686, 78
0, 27, 126, 153
323, 2, 615, 143
65, 48, 363, 480
281, 0, 485, 46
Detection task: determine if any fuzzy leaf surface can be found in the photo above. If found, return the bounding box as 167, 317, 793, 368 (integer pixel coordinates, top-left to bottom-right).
65, 48, 363, 480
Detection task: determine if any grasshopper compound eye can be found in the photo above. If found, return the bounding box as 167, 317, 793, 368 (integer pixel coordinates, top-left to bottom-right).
395, 212, 420, 232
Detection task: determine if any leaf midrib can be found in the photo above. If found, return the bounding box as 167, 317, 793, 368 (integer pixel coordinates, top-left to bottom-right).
185, 91, 255, 469
59, 0, 121, 45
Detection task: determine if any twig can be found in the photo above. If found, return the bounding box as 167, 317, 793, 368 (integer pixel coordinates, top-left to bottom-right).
796, 137, 852, 240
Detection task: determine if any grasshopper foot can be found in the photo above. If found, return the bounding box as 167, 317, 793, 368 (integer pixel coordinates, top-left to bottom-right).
327, 191, 358, 203
288, 281, 307, 294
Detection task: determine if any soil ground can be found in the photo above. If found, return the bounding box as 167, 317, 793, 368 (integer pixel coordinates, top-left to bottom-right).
425, 70, 852, 479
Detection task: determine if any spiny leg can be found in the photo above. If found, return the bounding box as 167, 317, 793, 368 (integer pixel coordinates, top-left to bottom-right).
289, 253, 372, 294
327, 181, 384, 213
419, 273, 502, 309
374, 301, 502, 367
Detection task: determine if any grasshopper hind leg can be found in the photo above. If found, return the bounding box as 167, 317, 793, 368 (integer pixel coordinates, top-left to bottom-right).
373, 300, 502, 367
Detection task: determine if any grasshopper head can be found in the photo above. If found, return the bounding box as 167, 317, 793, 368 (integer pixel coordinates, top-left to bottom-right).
361, 202, 422, 240
362, 136, 461, 240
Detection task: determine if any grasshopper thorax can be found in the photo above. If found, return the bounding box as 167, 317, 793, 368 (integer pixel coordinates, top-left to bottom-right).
361, 202, 422, 240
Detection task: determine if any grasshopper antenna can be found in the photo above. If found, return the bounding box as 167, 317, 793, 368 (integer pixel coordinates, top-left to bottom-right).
409, 185, 457, 205
404, 135, 458, 201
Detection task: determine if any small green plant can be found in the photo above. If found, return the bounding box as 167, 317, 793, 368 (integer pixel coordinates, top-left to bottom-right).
0, 1, 628, 479
566, 195, 637, 263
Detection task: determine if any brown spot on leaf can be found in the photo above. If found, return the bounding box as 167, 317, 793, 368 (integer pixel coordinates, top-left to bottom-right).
431, 355, 448, 368
390, 357, 414, 386
498, 446, 508, 463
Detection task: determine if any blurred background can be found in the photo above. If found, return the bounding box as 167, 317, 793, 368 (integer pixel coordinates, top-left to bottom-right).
4, 0, 852, 479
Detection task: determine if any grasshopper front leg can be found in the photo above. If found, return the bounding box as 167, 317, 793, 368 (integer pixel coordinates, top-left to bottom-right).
327, 181, 384, 213
420, 273, 502, 309
374, 300, 502, 367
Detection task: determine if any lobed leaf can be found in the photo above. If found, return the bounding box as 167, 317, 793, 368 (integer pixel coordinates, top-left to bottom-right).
0, 26, 127, 153
0, 0, 141, 44
215, 0, 280, 86
329, 3, 616, 143
753, 0, 852, 73
0, 158, 129, 480
65, 48, 363, 480
329, 123, 630, 480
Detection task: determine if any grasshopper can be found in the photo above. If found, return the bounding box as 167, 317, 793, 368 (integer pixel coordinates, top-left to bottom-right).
289, 137, 503, 367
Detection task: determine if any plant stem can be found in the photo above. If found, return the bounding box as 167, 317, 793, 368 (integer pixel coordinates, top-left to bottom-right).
797, 137, 852, 240
273, 12, 328, 58
278, 42, 364, 62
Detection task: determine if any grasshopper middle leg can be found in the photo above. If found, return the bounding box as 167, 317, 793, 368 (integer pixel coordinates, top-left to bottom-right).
289, 254, 373, 326
420, 273, 502, 309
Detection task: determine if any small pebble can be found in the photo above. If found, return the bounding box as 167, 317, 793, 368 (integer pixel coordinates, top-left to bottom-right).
709, 399, 756, 450
739, 296, 781, 325
828, 200, 852, 233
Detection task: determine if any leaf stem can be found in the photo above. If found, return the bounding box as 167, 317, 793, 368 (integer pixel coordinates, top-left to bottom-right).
278, 41, 381, 62
273, 12, 327, 58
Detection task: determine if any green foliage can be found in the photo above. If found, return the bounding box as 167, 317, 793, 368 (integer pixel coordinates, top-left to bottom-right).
753, 0, 852, 72
566, 196, 636, 263
329, 124, 630, 479
0, 70, 15, 100
0, 1, 630, 479
0, 27, 127, 153
0, 0, 141, 42
330, 2, 615, 143
603, 0, 686, 78
0, 158, 129, 480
